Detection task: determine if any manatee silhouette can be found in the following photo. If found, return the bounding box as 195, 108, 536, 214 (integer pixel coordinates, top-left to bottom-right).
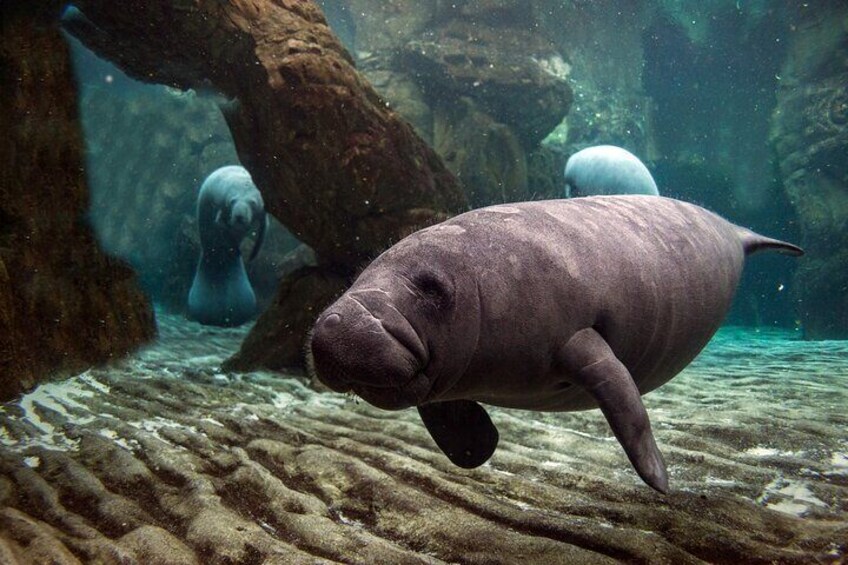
188, 166, 267, 327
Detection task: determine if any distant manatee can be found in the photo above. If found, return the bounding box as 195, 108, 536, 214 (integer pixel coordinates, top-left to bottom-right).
564, 145, 659, 198
188, 166, 268, 327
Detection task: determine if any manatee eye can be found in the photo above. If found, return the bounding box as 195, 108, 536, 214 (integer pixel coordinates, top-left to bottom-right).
413, 271, 454, 311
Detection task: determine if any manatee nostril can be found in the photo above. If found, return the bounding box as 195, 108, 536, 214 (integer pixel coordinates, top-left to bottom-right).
322, 312, 342, 328
311, 315, 339, 356
312, 313, 342, 348
310, 323, 349, 392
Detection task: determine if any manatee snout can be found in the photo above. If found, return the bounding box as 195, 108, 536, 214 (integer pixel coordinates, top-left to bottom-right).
228, 200, 255, 231
308, 292, 431, 410
308, 312, 354, 393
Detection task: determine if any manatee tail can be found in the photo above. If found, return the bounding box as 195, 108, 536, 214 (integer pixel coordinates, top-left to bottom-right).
737, 227, 804, 257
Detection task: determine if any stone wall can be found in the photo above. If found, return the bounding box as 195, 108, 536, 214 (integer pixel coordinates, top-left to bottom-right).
538, 1, 654, 163
770, 1, 848, 338
0, 4, 155, 401
352, 0, 573, 208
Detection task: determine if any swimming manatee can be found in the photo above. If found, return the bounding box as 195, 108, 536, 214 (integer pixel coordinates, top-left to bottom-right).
188, 165, 268, 327
307, 196, 802, 492
564, 145, 659, 197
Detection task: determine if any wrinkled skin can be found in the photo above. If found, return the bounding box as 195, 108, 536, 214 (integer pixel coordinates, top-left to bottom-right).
308, 196, 802, 491
188, 166, 267, 327
309, 236, 481, 411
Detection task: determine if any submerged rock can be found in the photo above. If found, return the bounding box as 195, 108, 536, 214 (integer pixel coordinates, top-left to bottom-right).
401, 18, 573, 149
770, 1, 848, 339
0, 3, 155, 402
76, 74, 302, 315
224, 266, 346, 371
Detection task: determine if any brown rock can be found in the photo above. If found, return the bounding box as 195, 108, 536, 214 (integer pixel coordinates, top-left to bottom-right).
0, 3, 155, 402
67, 0, 467, 270
400, 18, 573, 148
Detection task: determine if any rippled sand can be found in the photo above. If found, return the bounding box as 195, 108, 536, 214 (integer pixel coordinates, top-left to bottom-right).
0, 311, 845, 563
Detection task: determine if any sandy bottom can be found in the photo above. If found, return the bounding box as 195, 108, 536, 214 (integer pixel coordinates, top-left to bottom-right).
0, 311, 845, 564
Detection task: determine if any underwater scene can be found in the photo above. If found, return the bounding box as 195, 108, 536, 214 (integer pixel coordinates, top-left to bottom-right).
1, 1, 846, 563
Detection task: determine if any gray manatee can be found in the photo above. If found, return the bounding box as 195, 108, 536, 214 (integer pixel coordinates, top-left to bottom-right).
188, 165, 268, 327
565, 145, 659, 197
307, 196, 802, 492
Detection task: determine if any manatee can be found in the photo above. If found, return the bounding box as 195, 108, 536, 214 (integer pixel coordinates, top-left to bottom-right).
564, 145, 659, 197
188, 165, 268, 327
307, 196, 802, 492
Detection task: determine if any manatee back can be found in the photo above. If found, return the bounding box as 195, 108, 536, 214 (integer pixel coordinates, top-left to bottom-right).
433, 196, 747, 408
550, 197, 743, 394
564, 145, 659, 197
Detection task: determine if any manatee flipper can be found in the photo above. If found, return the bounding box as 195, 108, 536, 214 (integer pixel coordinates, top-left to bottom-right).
248, 211, 268, 262
560, 328, 669, 493
418, 400, 499, 469
736, 227, 804, 257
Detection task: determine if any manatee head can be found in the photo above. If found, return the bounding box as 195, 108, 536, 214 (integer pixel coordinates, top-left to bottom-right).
224, 190, 264, 236
205, 165, 265, 241
564, 145, 659, 198
307, 237, 481, 410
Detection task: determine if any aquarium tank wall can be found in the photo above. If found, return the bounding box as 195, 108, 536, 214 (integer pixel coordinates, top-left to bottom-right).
0, 1, 846, 563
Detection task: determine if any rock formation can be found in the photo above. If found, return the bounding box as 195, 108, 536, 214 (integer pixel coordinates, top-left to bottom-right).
224, 266, 346, 372
72, 62, 302, 313
0, 3, 155, 401
66, 0, 466, 269
64, 0, 467, 368
770, 0, 848, 339
354, 1, 573, 208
